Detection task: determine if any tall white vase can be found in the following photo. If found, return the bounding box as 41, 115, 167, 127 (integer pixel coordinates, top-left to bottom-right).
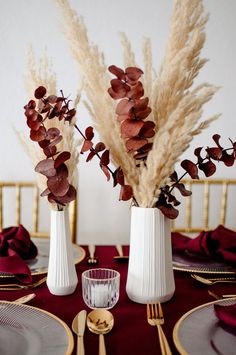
47, 209, 78, 296
126, 206, 175, 303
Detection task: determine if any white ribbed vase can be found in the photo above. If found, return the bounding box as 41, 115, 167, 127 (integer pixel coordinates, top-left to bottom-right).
47, 209, 78, 296
126, 206, 175, 303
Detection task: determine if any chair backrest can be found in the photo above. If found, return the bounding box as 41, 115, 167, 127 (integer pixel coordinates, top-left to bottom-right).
171, 178, 236, 233
0, 182, 77, 243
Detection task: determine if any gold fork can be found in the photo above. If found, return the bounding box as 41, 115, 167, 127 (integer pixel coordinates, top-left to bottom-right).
0, 276, 47, 291
147, 303, 172, 355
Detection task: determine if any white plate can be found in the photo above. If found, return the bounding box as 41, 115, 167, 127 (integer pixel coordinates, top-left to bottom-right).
173, 298, 236, 355
0, 237, 86, 277
0, 301, 73, 354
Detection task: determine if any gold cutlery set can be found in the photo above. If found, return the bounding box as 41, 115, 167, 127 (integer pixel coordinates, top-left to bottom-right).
0, 276, 47, 291
72, 308, 114, 355
72, 303, 171, 355
0, 276, 45, 307
193, 273, 236, 299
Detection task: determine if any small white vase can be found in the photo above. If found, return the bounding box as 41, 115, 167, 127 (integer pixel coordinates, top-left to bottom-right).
47, 209, 78, 296
126, 206, 175, 303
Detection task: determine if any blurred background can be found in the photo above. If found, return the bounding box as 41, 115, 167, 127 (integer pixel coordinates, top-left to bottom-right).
0, 0, 235, 244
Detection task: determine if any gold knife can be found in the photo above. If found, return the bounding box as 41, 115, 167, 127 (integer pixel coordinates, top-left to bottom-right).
72, 310, 87, 355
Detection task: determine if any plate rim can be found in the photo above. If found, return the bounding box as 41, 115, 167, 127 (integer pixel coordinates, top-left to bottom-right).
172, 250, 236, 274
173, 297, 236, 355
0, 300, 74, 354
172, 264, 236, 274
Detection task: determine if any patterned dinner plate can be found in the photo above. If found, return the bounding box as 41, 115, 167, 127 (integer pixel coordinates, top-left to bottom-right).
0, 237, 86, 278
0, 301, 73, 354
172, 249, 236, 274
173, 298, 236, 355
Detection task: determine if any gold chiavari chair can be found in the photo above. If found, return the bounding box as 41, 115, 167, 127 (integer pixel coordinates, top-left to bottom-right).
171, 179, 236, 233
0, 182, 77, 243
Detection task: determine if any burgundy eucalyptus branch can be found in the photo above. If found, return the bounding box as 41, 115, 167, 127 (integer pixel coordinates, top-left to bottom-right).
24, 86, 76, 209
108, 65, 154, 162
73, 123, 134, 202
157, 134, 236, 219
24, 86, 133, 204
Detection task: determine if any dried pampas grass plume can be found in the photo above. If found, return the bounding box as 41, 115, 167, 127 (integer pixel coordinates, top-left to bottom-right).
25, 46, 57, 96
55, 0, 220, 208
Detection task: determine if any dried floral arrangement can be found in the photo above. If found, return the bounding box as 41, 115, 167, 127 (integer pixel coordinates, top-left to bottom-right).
28, 77, 236, 219
16, 48, 80, 206
53, 0, 222, 217
82, 65, 236, 218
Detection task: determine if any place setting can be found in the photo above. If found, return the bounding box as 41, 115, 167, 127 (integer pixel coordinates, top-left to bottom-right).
173, 297, 236, 355
170, 225, 236, 354
171, 225, 236, 275
0, 223, 86, 355
0, 300, 74, 355
171, 273, 236, 355
72, 267, 120, 355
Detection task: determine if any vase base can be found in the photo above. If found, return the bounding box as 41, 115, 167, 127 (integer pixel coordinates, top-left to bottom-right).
47, 283, 77, 296
126, 288, 175, 304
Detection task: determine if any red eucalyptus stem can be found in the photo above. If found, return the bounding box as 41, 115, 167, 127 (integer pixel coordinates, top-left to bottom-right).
74, 124, 114, 176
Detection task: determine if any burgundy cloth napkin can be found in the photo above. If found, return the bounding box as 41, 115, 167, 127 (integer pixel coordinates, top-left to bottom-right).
171, 225, 236, 265
0, 225, 38, 284
214, 303, 236, 328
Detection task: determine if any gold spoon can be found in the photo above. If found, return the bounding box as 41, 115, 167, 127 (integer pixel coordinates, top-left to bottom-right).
87, 309, 114, 355
191, 274, 236, 285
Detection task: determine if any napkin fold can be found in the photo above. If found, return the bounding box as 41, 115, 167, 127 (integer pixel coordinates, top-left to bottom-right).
171, 225, 236, 265
214, 303, 236, 329
0, 225, 38, 284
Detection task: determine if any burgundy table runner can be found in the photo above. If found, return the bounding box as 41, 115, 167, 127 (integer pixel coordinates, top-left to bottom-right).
1, 245, 236, 355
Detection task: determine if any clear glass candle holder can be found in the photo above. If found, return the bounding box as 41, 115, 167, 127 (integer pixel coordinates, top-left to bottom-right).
82, 268, 120, 309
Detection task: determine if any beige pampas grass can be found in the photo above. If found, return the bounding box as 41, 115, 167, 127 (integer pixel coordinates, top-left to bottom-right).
55, 0, 220, 208
16, 46, 80, 205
